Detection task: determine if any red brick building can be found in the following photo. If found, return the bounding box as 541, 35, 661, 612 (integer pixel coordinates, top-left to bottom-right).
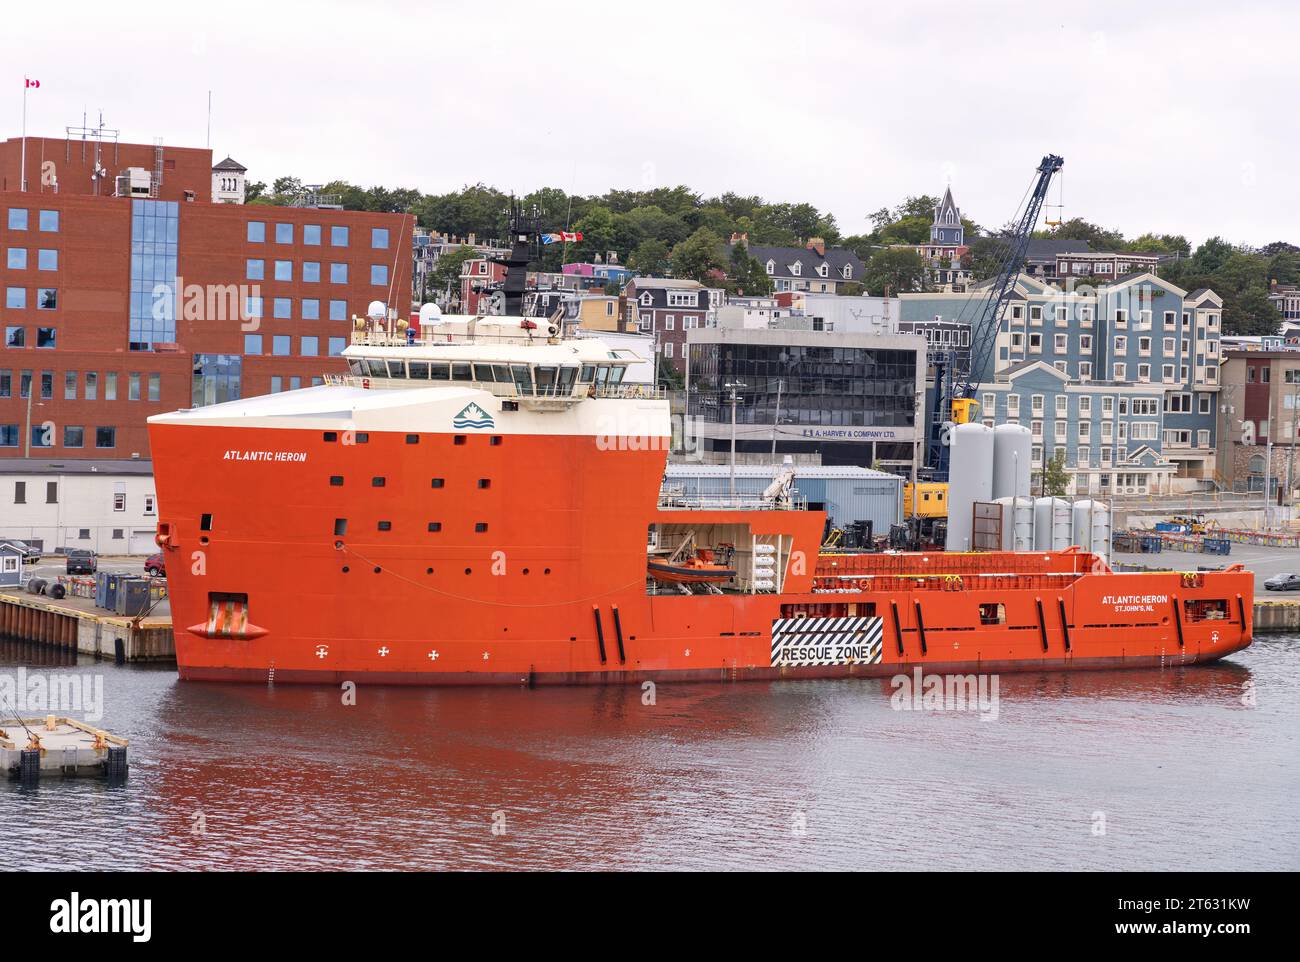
0, 135, 412, 460
624, 277, 722, 374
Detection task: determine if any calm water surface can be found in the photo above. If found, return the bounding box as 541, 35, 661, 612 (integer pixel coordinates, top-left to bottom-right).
2, 635, 1296, 870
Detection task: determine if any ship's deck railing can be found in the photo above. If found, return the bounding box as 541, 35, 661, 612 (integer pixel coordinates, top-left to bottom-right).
350, 330, 554, 347
321, 372, 664, 400
657, 491, 808, 511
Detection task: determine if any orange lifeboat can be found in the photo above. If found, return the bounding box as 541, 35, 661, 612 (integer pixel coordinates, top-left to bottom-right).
648, 546, 737, 585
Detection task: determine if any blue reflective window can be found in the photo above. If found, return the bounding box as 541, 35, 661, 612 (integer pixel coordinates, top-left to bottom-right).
39, 210, 59, 232
246, 259, 264, 280
302, 299, 320, 320
274, 260, 292, 281
6, 248, 26, 269
301, 336, 319, 357
272, 335, 291, 356
248, 221, 265, 243
304, 225, 321, 246
5, 325, 25, 346
275, 223, 293, 244
330, 226, 349, 247
245, 296, 263, 319
244, 334, 263, 355
37, 249, 57, 271
371, 264, 388, 286
371, 228, 389, 249
271, 376, 283, 393
31, 424, 52, 449
273, 298, 291, 319
8, 209, 28, 230
37, 289, 56, 310
36, 327, 55, 348
303, 261, 320, 283
129, 200, 179, 349
330, 263, 348, 283
328, 336, 346, 356
6, 288, 26, 309
330, 300, 347, 321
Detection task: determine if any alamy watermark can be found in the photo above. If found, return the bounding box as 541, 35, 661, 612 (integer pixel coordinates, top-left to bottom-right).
0, 669, 104, 722
889, 667, 999, 721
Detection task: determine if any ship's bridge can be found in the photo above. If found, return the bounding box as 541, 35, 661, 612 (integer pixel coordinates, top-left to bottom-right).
331, 311, 658, 410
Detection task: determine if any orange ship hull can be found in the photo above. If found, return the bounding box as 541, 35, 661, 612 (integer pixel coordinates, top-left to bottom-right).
147, 417, 1253, 686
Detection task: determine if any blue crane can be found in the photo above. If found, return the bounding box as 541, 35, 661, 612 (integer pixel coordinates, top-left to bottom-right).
927, 154, 1064, 482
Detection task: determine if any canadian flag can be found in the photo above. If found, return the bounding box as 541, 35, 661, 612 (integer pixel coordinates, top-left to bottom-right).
25, 78, 40, 89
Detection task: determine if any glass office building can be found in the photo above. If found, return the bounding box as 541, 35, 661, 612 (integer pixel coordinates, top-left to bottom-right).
685, 331, 924, 467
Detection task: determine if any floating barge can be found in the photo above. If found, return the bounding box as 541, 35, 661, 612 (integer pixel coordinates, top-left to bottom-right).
1, 716, 128, 782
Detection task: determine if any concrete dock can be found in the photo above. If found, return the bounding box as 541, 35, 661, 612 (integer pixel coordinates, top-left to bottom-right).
0, 589, 174, 663
0, 716, 128, 781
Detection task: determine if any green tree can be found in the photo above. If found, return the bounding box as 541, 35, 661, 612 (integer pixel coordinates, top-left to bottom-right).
1225, 284, 1281, 336
1033, 217, 1125, 250
1041, 451, 1070, 497
671, 227, 727, 282
1189, 236, 1237, 275
429, 246, 479, 307
725, 241, 773, 295
627, 238, 671, 276
863, 247, 927, 295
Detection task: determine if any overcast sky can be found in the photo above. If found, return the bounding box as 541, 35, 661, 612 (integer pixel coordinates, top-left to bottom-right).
8, 0, 1297, 247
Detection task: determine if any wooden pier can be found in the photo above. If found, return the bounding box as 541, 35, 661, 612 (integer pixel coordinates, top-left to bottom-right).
0, 590, 174, 663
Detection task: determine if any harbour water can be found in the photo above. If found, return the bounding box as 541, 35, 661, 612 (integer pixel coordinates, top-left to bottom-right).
2, 635, 1296, 871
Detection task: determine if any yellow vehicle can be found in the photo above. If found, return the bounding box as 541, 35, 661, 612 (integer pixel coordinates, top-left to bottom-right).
1169, 514, 1209, 534
904, 482, 949, 519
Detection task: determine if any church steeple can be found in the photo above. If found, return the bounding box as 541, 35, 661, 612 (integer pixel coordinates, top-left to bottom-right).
930, 185, 963, 246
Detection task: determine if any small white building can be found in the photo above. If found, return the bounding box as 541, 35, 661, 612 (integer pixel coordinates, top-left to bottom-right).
0, 460, 160, 556
211, 156, 247, 204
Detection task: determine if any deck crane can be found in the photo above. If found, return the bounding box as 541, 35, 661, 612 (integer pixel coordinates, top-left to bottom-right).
927, 154, 1064, 482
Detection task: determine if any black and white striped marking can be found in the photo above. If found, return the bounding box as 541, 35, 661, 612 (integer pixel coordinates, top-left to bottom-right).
770, 616, 883, 667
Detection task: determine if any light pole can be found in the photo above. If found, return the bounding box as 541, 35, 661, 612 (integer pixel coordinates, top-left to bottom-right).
1286, 383, 1300, 510
726, 380, 746, 499
770, 378, 784, 461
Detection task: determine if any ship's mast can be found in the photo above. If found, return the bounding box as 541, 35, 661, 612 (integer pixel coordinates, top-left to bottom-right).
490, 198, 545, 316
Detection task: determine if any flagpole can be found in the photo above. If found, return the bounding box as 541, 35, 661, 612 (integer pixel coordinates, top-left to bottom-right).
21, 79, 28, 192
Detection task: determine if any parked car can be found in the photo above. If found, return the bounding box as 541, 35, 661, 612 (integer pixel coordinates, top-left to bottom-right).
66, 549, 98, 575
144, 552, 166, 577
1263, 573, 1300, 591
9, 540, 41, 565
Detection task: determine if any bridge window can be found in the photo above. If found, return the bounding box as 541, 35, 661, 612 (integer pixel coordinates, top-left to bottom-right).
979, 602, 1005, 625
429, 362, 449, 380
408, 361, 429, 379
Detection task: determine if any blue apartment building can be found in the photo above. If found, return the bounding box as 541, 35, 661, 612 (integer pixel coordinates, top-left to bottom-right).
900, 273, 1224, 494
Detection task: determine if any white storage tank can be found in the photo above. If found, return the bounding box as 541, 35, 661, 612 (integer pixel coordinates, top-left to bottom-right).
1033, 497, 1073, 551
946, 423, 994, 551
1072, 499, 1111, 557
996, 496, 1035, 551
992, 424, 1032, 500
